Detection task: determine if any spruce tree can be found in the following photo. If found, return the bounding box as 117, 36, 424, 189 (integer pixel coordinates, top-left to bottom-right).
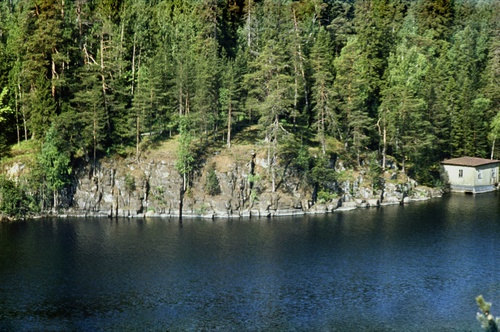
245, 38, 295, 192
38, 125, 72, 212
332, 36, 371, 166
379, 30, 432, 176
310, 27, 336, 155
219, 56, 244, 149
72, 63, 108, 170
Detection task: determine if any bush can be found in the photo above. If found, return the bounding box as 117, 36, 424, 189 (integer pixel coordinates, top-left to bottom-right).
0, 134, 10, 160
125, 174, 136, 193
476, 295, 499, 331
368, 154, 384, 190
205, 163, 221, 196
317, 190, 338, 203
0, 176, 29, 218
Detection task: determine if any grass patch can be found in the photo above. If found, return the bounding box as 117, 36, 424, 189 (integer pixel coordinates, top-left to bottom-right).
1, 140, 41, 169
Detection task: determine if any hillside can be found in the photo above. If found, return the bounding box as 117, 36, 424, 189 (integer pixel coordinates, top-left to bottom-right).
0, 0, 494, 217
1, 124, 441, 220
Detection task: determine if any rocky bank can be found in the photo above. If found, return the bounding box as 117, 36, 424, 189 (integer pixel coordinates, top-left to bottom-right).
61, 147, 442, 219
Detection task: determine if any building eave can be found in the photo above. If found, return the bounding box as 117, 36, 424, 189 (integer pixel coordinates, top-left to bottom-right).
441, 157, 500, 168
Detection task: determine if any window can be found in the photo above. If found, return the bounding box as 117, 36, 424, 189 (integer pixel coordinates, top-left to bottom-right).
458, 169, 463, 178
478, 171, 482, 180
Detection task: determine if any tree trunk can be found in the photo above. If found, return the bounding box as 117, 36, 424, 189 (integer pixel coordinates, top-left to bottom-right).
377, 116, 387, 170
119, 21, 125, 75
93, 105, 97, 175
246, 0, 253, 48
292, 9, 309, 113
136, 115, 140, 160
272, 116, 279, 193
100, 30, 111, 134
179, 182, 184, 222
135, 49, 141, 161
179, 84, 183, 116
382, 126, 387, 170
51, 58, 57, 97
227, 99, 232, 149
14, 86, 20, 144
491, 137, 496, 160
18, 82, 27, 141
53, 191, 57, 214
320, 85, 326, 155
131, 33, 136, 95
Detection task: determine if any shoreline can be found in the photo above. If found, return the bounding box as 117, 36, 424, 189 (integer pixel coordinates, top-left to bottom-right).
1, 193, 443, 222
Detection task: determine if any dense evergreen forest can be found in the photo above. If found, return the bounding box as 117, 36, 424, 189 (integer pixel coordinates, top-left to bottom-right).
0, 0, 499, 215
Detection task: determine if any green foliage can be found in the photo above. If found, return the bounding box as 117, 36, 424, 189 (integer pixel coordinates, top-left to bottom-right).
333, 36, 372, 166
317, 190, 338, 204
310, 27, 336, 155
0, 134, 9, 160
205, 163, 221, 196
278, 135, 308, 171
248, 173, 260, 187
476, 295, 499, 332
369, 154, 384, 191
0, 87, 11, 123
310, 156, 336, 188
0, 0, 497, 194
38, 126, 72, 194
175, 117, 195, 190
297, 153, 338, 202
124, 174, 136, 193
250, 188, 258, 204
0, 176, 30, 218
0, 87, 11, 159
476, 295, 492, 314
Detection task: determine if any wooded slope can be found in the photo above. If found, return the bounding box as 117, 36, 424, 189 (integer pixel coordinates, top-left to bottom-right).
0, 0, 499, 215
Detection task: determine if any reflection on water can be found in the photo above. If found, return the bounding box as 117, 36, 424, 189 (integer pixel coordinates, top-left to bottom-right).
1, 193, 500, 331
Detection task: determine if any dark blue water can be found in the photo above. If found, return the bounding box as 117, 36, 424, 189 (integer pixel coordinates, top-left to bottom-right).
1, 193, 499, 331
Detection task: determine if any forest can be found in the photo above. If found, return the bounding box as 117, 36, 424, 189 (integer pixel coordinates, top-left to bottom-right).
0, 0, 499, 216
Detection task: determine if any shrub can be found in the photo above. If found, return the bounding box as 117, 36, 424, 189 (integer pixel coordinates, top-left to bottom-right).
317, 190, 338, 204
0, 176, 29, 218
125, 174, 136, 193
476, 295, 499, 331
205, 163, 221, 196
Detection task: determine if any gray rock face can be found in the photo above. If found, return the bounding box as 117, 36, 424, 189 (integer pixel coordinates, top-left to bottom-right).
63, 156, 442, 219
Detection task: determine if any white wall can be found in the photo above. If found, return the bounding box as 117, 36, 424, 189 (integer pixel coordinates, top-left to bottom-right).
443, 164, 499, 188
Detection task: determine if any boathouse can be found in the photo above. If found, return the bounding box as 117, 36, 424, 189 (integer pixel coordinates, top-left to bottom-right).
441, 157, 499, 194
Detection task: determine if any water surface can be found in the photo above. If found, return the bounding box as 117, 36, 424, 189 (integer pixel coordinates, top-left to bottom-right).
1, 193, 499, 331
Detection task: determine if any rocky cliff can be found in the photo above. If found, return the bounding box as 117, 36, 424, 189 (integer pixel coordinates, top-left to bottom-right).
65, 144, 442, 219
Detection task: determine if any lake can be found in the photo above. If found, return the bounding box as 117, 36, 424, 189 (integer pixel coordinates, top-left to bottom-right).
1, 193, 499, 331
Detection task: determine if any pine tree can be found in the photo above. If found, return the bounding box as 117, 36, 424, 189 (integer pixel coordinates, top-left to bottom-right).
333, 36, 371, 166
446, 24, 490, 158
176, 117, 195, 190
192, 31, 220, 141
0, 87, 11, 159
219, 56, 244, 149
4, 4, 28, 143
245, 38, 295, 192
416, 0, 454, 40
379, 32, 432, 176
38, 125, 72, 211
26, 72, 57, 139
89, 3, 130, 153
310, 27, 336, 155
481, 0, 500, 158
353, 0, 406, 119
72, 62, 108, 170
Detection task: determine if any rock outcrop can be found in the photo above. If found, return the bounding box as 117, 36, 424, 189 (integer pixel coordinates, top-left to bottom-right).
64, 152, 442, 219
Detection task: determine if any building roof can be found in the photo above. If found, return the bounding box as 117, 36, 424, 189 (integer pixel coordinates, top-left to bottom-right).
441, 156, 500, 167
